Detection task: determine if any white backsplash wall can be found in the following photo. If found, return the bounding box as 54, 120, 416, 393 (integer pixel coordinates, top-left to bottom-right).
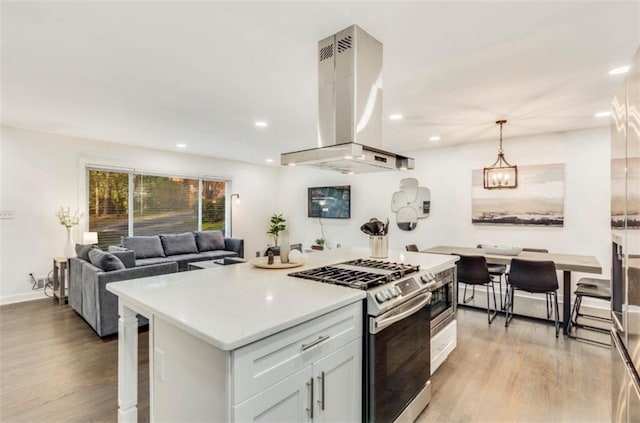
277, 127, 611, 283
0, 125, 280, 304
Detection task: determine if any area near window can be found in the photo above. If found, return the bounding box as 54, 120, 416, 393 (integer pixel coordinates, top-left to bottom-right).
87, 168, 229, 249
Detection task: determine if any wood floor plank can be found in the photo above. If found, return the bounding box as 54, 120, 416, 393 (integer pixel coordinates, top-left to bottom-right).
1, 298, 610, 422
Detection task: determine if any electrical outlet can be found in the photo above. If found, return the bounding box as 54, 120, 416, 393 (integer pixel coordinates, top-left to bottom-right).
0, 210, 15, 220
37, 277, 47, 289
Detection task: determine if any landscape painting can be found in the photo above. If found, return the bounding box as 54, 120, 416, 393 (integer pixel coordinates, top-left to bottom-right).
472, 163, 564, 226
612, 157, 640, 229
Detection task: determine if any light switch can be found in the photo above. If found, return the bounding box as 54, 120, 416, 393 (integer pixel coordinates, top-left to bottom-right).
0, 210, 15, 220
154, 347, 166, 382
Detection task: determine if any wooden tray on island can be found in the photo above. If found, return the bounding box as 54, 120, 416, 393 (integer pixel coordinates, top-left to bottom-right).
250, 256, 304, 269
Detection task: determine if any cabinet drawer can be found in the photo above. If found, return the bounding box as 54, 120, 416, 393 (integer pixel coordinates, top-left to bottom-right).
232, 301, 363, 405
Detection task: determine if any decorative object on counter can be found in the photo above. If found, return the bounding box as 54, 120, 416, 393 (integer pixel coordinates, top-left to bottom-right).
266, 213, 287, 246
472, 163, 564, 226
287, 249, 305, 264
483, 119, 518, 189
480, 244, 523, 256
267, 250, 274, 265
56, 206, 84, 258
311, 238, 326, 250
390, 178, 430, 231
250, 256, 304, 269
360, 218, 389, 258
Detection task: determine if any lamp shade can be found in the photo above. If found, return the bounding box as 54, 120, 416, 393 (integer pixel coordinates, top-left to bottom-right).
82, 232, 99, 245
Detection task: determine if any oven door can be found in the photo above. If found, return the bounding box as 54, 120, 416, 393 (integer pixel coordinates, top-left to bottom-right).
367, 292, 431, 423
430, 281, 455, 335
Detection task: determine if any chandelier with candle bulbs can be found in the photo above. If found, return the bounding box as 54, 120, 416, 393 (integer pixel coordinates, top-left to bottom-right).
483, 120, 518, 189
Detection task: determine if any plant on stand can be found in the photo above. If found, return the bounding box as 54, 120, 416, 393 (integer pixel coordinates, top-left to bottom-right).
56, 206, 84, 258
312, 238, 325, 251
267, 213, 287, 247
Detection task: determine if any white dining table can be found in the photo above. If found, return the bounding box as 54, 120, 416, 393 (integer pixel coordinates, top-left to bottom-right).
422, 245, 603, 335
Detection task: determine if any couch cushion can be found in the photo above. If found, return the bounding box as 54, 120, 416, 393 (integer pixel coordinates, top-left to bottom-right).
199, 250, 238, 260
163, 253, 212, 271
75, 244, 97, 261
123, 236, 166, 259
135, 257, 173, 267
160, 233, 198, 256
88, 249, 126, 272
194, 230, 225, 252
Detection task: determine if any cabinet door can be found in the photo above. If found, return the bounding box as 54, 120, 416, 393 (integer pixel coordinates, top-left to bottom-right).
312, 338, 362, 423
233, 366, 313, 423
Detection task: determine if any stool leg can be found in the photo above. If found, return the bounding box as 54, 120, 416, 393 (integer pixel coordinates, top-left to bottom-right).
486, 283, 497, 324
463, 283, 475, 304
554, 291, 560, 337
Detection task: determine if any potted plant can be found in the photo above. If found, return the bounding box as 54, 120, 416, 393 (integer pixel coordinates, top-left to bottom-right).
312, 238, 325, 251
267, 213, 287, 247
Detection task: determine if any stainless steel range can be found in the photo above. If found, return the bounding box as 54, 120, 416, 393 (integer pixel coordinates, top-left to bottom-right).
290, 258, 454, 422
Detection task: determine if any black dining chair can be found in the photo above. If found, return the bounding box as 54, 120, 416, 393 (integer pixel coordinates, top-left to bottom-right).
522, 248, 552, 318
405, 244, 419, 252
457, 255, 498, 324
476, 244, 507, 310
505, 258, 560, 337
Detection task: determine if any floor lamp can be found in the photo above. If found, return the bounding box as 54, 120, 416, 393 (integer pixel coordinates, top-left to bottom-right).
229, 193, 240, 237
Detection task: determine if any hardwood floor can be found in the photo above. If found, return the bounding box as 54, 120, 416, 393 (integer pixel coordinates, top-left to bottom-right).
1, 299, 610, 422
418, 307, 611, 423
0, 299, 149, 422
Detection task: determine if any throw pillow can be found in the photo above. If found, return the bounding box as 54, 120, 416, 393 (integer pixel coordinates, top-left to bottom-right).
159, 233, 198, 256
88, 249, 125, 272
75, 244, 97, 261
122, 236, 166, 259
194, 230, 225, 251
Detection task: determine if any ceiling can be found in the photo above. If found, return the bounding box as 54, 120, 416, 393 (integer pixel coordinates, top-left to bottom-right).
2, 1, 639, 166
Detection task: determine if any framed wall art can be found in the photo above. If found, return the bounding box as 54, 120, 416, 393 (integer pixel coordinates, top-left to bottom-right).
472, 163, 564, 226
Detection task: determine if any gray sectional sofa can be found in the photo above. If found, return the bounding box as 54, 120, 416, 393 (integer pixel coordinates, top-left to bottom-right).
69, 231, 244, 337
69, 246, 178, 337
118, 231, 244, 271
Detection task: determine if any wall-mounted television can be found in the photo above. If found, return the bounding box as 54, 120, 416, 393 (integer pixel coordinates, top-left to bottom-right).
308, 185, 351, 219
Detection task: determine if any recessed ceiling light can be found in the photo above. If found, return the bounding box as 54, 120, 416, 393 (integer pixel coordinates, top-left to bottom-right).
265, 158, 274, 163
609, 65, 630, 75
176, 143, 187, 148
595, 111, 612, 118
429, 135, 441, 141
255, 121, 268, 128
288, 163, 296, 167
389, 114, 403, 120
347, 171, 354, 175
344, 155, 353, 160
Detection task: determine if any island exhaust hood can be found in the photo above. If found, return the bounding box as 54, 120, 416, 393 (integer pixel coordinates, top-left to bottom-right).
280, 25, 414, 174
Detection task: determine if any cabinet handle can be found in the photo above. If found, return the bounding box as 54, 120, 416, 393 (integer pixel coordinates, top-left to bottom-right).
317, 371, 325, 411
301, 335, 330, 351
306, 378, 314, 419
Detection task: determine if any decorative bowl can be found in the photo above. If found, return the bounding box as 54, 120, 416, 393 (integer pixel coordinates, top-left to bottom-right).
481, 244, 523, 256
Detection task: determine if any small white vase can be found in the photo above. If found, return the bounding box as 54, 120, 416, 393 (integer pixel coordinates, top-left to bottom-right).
64, 227, 76, 258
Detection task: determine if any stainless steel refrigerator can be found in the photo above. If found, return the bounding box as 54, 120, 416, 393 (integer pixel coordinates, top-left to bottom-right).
611, 44, 640, 422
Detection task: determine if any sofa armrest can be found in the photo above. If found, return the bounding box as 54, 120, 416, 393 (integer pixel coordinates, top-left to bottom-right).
224, 238, 244, 258
108, 245, 128, 252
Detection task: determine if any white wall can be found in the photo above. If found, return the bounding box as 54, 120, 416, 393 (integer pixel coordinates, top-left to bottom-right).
0, 126, 280, 304
277, 127, 611, 286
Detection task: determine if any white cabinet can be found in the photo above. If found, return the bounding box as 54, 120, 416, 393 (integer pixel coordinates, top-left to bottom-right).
233, 339, 361, 422
152, 301, 363, 423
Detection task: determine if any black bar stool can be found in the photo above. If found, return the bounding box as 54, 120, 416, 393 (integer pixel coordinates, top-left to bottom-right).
522, 248, 551, 317
457, 255, 498, 324
476, 245, 507, 309
568, 277, 611, 347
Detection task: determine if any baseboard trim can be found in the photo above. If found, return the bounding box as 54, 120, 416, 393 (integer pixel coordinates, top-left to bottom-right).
1, 291, 48, 305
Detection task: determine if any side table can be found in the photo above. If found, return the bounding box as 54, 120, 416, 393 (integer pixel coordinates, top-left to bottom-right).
52, 257, 68, 305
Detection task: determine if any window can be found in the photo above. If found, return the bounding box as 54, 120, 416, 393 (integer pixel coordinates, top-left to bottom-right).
88, 168, 228, 248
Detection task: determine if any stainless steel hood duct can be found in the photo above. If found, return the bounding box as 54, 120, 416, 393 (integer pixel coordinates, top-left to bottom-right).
281, 25, 415, 173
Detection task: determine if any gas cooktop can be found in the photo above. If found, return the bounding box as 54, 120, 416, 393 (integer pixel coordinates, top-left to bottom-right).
288, 258, 420, 290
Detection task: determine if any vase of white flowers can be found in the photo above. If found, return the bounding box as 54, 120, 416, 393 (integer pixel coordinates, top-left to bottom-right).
56, 207, 83, 258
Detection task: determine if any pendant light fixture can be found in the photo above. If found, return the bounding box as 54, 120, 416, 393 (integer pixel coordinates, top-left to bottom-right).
483, 119, 517, 189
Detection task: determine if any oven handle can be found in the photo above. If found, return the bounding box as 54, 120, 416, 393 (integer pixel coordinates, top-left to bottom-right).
370, 292, 432, 334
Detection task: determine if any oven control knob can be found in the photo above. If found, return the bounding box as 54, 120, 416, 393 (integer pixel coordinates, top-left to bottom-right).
388, 288, 397, 298
420, 275, 429, 284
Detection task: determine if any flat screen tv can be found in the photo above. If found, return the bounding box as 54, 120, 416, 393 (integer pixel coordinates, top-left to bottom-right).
308, 185, 351, 219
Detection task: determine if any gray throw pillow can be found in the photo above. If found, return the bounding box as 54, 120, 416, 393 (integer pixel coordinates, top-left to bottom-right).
88, 249, 125, 272
159, 233, 198, 256
75, 244, 96, 261
194, 230, 225, 251
122, 236, 166, 259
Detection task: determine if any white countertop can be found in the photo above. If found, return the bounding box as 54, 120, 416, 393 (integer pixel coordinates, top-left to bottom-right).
107, 247, 456, 351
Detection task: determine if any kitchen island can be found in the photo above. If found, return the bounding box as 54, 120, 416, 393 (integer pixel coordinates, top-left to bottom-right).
107, 247, 455, 422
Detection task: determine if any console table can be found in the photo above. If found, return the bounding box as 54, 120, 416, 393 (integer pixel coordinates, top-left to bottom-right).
422, 245, 602, 335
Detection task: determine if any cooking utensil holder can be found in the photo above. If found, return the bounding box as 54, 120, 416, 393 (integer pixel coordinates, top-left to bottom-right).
369, 235, 388, 258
